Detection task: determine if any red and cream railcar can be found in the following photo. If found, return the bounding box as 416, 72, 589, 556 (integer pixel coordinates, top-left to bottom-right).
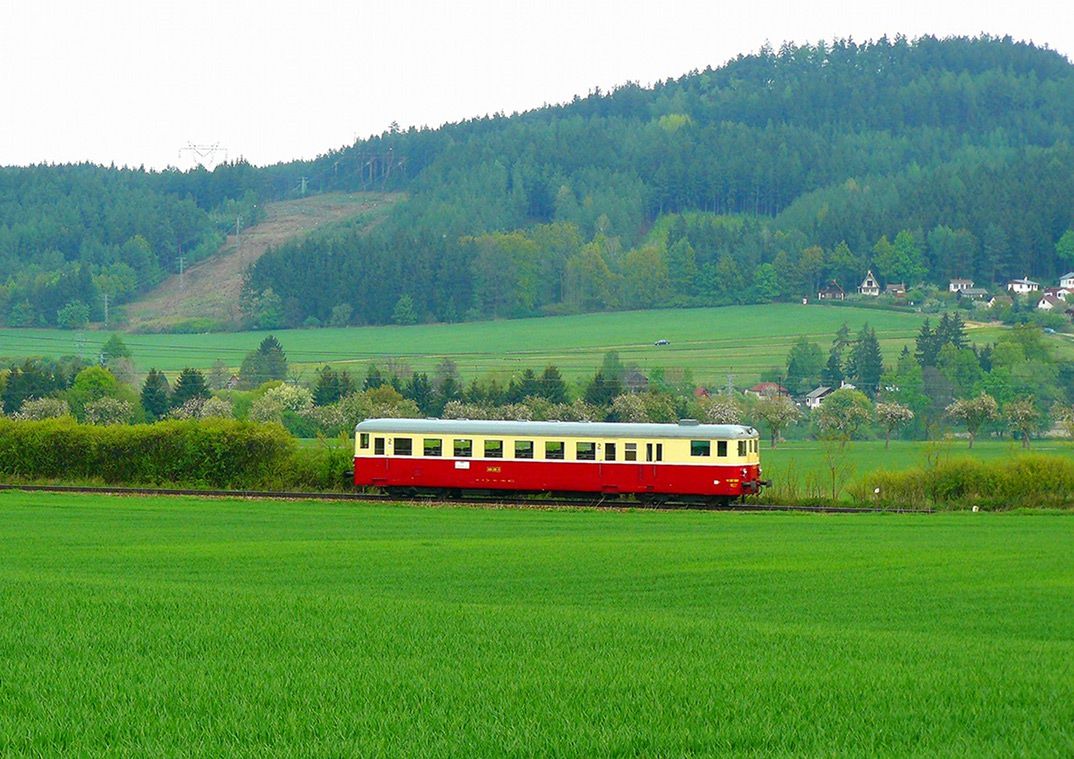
354, 418, 766, 502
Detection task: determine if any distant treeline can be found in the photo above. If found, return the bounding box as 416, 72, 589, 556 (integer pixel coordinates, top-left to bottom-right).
4, 35, 1074, 328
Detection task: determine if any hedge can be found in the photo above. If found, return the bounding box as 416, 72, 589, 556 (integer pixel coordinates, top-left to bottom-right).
860, 454, 1074, 510
0, 418, 297, 489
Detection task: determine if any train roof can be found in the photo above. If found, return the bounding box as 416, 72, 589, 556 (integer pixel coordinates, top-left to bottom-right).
356, 418, 757, 439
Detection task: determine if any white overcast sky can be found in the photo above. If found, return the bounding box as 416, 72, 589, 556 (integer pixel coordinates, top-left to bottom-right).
1, 0, 1071, 170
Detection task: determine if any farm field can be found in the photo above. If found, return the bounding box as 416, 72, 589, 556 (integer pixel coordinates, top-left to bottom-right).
1, 304, 942, 386
1, 492, 1072, 755
760, 438, 1074, 488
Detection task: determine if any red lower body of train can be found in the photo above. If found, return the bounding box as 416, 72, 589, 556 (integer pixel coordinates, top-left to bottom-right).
354, 457, 765, 499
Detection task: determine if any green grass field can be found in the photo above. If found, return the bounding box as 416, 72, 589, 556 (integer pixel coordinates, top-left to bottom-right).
0, 304, 932, 386
761, 438, 1074, 496
2, 492, 1071, 755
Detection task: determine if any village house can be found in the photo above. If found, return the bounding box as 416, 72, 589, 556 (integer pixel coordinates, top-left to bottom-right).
1037, 294, 1064, 311
1043, 286, 1071, 299
817, 281, 845, 301
885, 282, 906, 296
1061, 272, 1074, 290
804, 386, 833, 409
1007, 276, 1040, 294
858, 270, 880, 296
958, 287, 990, 300
745, 382, 788, 399
988, 294, 1014, 309
948, 278, 974, 293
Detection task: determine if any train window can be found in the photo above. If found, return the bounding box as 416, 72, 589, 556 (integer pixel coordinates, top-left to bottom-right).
394, 438, 413, 456
624, 443, 637, 461
484, 440, 503, 458
424, 438, 442, 456
454, 439, 472, 457
359, 433, 369, 449
374, 437, 385, 455
576, 442, 596, 461
605, 443, 616, 461
545, 441, 565, 460
645, 443, 663, 462
717, 440, 727, 457
690, 440, 710, 457
738, 440, 747, 457
514, 440, 534, 459
656, 443, 663, 461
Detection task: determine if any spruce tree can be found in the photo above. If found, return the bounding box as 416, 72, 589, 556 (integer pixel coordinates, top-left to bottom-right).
171, 368, 210, 408
140, 369, 171, 420
539, 365, 568, 404
849, 325, 883, 397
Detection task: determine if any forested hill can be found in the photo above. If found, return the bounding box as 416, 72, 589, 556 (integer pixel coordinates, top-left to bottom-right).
4, 35, 1074, 330
245, 35, 1074, 328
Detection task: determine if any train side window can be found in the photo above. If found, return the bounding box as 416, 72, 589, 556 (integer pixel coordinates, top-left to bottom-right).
738, 440, 747, 457
394, 438, 413, 456
514, 440, 534, 459
655, 443, 663, 461
646, 443, 663, 462
576, 442, 596, 461
717, 441, 727, 457
690, 440, 710, 457
545, 441, 564, 460
424, 438, 442, 456
454, 439, 472, 457
359, 433, 370, 449
605, 443, 616, 461
374, 437, 385, 455
624, 443, 637, 461
484, 440, 503, 458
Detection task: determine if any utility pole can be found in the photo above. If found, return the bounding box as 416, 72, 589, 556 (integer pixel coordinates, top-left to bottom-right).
103, 293, 109, 326
178, 255, 186, 290
299, 176, 308, 196
726, 373, 734, 396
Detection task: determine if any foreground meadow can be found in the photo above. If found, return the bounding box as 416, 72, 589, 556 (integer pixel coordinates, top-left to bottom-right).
1, 493, 1071, 755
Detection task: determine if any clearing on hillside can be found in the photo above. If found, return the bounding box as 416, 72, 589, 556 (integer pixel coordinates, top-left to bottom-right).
125, 192, 399, 332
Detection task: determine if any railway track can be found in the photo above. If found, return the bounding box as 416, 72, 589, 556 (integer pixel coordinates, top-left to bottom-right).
0, 483, 930, 514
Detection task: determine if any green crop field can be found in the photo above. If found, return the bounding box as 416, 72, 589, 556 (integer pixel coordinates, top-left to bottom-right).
2, 492, 1071, 755
761, 438, 1074, 491
0, 304, 941, 386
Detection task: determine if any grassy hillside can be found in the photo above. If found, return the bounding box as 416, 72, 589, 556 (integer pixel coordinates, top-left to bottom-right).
1, 491, 1070, 755
0, 304, 938, 385
124, 192, 398, 332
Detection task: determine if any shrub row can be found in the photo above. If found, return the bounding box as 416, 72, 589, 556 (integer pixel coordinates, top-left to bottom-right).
859, 455, 1074, 510
0, 418, 298, 489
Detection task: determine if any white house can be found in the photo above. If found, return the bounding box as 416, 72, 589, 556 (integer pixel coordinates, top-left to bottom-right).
858, 270, 880, 296
1007, 277, 1040, 294
948, 278, 974, 293
1037, 294, 1064, 311
804, 386, 833, 409
1061, 272, 1074, 290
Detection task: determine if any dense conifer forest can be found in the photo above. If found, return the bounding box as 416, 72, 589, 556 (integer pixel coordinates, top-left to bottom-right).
3, 35, 1074, 328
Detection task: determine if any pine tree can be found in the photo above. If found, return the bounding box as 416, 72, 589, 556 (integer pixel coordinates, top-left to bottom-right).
539, 365, 568, 404
822, 348, 844, 388
140, 369, 171, 421
915, 319, 940, 367
849, 325, 883, 397
405, 372, 434, 415
364, 365, 384, 391
238, 335, 288, 388
171, 368, 210, 408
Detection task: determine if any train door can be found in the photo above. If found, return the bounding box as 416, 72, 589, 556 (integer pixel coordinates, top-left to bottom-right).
640, 442, 662, 487
366, 436, 388, 484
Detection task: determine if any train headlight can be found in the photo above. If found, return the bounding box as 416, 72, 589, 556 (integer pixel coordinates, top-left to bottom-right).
741, 467, 748, 477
